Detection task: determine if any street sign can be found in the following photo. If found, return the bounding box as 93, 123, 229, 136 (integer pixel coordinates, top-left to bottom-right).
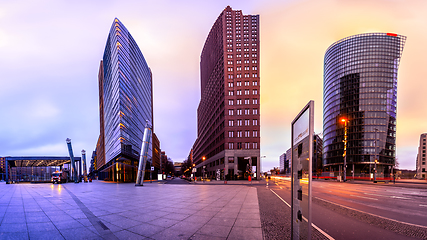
291, 100, 314, 240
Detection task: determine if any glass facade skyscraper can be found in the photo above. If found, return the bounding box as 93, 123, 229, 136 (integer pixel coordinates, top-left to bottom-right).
97, 18, 153, 182
323, 33, 406, 178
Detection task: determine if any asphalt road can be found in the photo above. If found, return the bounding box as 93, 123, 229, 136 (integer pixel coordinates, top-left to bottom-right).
257, 177, 427, 240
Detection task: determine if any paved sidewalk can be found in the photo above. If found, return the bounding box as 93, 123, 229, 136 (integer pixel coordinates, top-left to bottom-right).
0, 181, 262, 240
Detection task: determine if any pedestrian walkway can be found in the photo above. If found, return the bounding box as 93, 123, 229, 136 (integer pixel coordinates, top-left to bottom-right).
0, 181, 262, 240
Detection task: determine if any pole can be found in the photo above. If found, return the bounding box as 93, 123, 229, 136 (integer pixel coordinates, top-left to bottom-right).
136, 121, 152, 186
5, 159, 9, 184
66, 138, 78, 183
374, 128, 378, 183
82, 150, 88, 183
343, 120, 347, 182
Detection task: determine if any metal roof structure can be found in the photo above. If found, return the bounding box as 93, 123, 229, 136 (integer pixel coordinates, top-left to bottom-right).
5, 156, 81, 168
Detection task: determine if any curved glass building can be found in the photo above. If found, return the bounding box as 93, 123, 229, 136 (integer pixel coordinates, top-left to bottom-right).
97, 18, 153, 181
323, 33, 406, 178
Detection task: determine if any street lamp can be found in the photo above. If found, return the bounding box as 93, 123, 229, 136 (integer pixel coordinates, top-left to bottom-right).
340, 118, 349, 182
374, 128, 378, 183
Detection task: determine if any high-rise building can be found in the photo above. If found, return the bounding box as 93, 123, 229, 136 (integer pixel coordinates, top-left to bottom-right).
416, 133, 427, 179
192, 6, 260, 180
96, 18, 153, 182
279, 153, 286, 173
323, 33, 406, 179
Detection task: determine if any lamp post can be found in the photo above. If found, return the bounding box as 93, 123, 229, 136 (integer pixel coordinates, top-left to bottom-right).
374, 128, 379, 183
340, 118, 349, 182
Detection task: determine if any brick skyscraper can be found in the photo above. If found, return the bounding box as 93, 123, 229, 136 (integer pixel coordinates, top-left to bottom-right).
192, 6, 260, 180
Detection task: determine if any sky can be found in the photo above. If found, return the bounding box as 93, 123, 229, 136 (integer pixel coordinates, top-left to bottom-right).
1, 0, 426, 172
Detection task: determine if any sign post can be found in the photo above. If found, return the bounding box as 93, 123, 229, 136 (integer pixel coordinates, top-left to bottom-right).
291, 101, 314, 240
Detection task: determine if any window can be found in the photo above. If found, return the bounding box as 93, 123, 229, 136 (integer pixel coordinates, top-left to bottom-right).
237, 99, 242, 105
228, 61, 233, 64
253, 131, 258, 137
253, 109, 258, 115
253, 99, 258, 104
253, 81, 258, 86
252, 73, 257, 77
253, 89, 258, 95
253, 142, 258, 149
245, 81, 250, 86
228, 75, 233, 79
228, 67, 233, 72
236, 66, 242, 71
237, 60, 242, 64
228, 91, 234, 96
237, 120, 242, 126
228, 82, 234, 87
237, 90, 242, 95
245, 119, 250, 126
245, 89, 250, 95
228, 142, 234, 149
229, 109, 234, 115
237, 131, 242, 137
245, 74, 250, 78
237, 142, 242, 149
253, 119, 258, 125
252, 60, 257, 63
228, 55, 233, 59
245, 109, 250, 115
236, 74, 242, 78
228, 120, 234, 126
228, 156, 234, 163
252, 67, 257, 70
245, 99, 250, 105
245, 142, 250, 149
236, 81, 242, 86
228, 131, 234, 138
245, 131, 250, 137
237, 109, 242, 115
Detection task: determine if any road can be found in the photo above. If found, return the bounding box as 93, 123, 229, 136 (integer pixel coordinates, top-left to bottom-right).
258, 177, 427, 240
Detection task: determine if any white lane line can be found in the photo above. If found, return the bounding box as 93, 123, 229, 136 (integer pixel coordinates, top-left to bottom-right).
350, 195, 378, 201
363, 192, 411, 200
269, 189, 335, 240
420, 204, 427, 207
316, 196, 427, 229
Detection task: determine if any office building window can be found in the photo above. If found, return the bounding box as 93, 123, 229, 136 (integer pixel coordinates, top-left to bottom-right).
237, 99, 242, 105
228, 131, 234, 138
237, 131, 242, 137
237, 109, 242, 115
253, 142, 258, 149
253, 119, 258, 125
253, 99, 258, 104
237, 119, 242, 126
228, 100, 234, 105
245, 131, 250, 137
253, 130, 258, 137
253, 109, 258, 115
245, 119, 250, 126
228, 120, 234, 126
229, 109, 234, 115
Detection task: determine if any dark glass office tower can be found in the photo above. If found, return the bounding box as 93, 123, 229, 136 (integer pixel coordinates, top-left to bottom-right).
97, 18, 153, 182
323, 33, 406, 179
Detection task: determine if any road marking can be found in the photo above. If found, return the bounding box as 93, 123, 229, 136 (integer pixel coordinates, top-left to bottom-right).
350, 195, 378, 201
269, 189, 335, 240
420, 204, 427, 207
363, 192, 411, 200
315, 196, 427, 230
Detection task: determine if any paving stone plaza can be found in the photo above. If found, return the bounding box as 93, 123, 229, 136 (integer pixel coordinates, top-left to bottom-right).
0, 181, 262, 240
